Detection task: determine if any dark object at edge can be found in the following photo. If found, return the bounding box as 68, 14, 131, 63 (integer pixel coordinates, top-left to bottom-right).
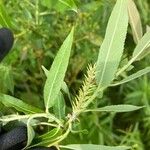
0, 27, 14, 62
29, 146, 58, 150
0, 125, 57, 150
0, 126, 27, 150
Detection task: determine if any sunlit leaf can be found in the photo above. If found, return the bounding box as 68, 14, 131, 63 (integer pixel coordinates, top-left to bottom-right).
85, 105, 143, 113
42, 65, 71, 100
128, 0, 143, 43
96, 0, 128, 88
44, 27, 74, 112
116, 30, 150, 76
132, 30, 150, 61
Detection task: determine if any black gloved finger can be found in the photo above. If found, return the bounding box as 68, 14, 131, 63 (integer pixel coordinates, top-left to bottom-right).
29, 146, 57, 150
0, 126, 27, 150
0, 27, 14, 61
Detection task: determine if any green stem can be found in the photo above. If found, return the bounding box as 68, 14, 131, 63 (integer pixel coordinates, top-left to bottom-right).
47, 119, 72, 147
0, 113, 62, 126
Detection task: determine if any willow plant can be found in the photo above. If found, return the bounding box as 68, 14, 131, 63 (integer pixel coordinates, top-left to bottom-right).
0, 0, 150, 150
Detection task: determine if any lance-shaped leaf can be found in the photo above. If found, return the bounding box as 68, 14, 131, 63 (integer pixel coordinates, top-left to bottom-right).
132, 30, 150, 61
135, 26, 150, 60
111, 67, 150, 86
96, 0, 128, 88
61, 144, 131, 150
0, 94, 43, 114
136, 46, 150, 60
44, 27, 74, 112
85, 105, 143, 113
42, 65, 71, 101
31, 128, 62, 147
116, 31, 150, 76
24, 118, 35, 149
128, 0, 143, 44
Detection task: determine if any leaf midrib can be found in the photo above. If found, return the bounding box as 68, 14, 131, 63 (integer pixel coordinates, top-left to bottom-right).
46, 45, 68, 111
99, 0, 124, 85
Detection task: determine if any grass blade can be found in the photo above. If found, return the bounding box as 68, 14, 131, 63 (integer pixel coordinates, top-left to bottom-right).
44, 27, 74, 113
96, 0, 128, 88
128, 0, 143, 44
0, 4, 12, 28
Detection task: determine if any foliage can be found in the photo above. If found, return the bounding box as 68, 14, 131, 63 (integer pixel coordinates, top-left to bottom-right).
0, 0, 150, 150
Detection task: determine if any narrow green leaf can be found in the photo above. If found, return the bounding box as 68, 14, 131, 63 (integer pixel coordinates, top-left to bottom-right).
42, 65, 49, 77
132, 30, 150, 61
44, 27, 74, 112
61, 144, 131, 150
85, 105, 143, 113
128, 0, 143, 44
135, 46, 150, 60
38, 128, 59, 140
135, 25, 150, 60
42, 65, 71, 100
25, 119, 35, 149
116, 31, 150, 76
31, 128, 62, 147
96, 0, 128, 87
0, 94, 43, 114
136, 25, 150, 60
53, 92, 66, 119
111, 67, 150, 86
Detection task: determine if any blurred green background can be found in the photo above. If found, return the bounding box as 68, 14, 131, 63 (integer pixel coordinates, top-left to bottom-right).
0, 0, 150, 149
